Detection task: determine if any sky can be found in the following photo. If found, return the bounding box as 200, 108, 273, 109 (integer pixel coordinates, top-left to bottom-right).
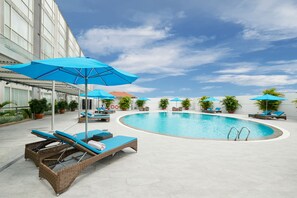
56, 0, 297, 98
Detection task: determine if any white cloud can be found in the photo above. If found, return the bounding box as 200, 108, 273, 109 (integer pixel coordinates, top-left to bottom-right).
94, 84, 156, 93
78, 26, 169, 55
111, 43, 228, 76
201, 86, 221, 90
179, 88, 191, 91
204, 75, 297, 86
217, 0, 297, 41
215, 67, 254, 74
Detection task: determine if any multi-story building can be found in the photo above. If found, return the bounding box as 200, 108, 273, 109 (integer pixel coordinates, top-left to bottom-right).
0, 0, 84, 106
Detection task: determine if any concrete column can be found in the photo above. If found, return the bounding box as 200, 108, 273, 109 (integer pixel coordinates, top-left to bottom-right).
0, 0, 4, 35
33, 0, 42, 59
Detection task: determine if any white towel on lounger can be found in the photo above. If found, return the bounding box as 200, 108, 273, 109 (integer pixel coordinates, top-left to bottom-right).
88, 140, 106, 150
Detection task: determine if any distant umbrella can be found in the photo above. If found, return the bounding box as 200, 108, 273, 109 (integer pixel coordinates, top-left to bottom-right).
203, 97, 220, 102
170, 97, 182, 107
250, 94, 286, 112
137, 97, 150, 101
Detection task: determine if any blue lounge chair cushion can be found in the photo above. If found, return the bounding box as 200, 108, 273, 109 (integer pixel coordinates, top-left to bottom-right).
262, 110, 272, 115
271, 111, 284, 116
32, 130, 57, 140
215, 107, 221, 111
55, 131, 136, 154
74, 130, 111, 140
80, 112, 93, 117
207, 108, 213, 111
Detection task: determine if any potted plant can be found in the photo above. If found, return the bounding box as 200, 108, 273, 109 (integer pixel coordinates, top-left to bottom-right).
29, 98, 47, 119
68, 100, 78, 111
255, 88, 284, 111
57, 100, 68, 114
119, 97, 131, 111
221, 96, 241, 113
102, 99, 113, 109
181, 98, 191, 110
199, 96, 213, 111
293, 99, 297, 108
136, 99, 145, 110
159, 98, 169, 110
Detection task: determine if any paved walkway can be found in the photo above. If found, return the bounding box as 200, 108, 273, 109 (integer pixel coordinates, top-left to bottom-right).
0, 111, 297, 198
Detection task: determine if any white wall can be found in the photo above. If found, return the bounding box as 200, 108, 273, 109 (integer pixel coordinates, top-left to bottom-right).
132, 93, 297, 119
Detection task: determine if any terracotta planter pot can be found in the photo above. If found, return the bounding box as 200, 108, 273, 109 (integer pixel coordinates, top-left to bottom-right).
35, 114, 44, 119
185, 107, 189, 110
70, 109, 75, 111
228, 111, 235, 114
59, 109, 65, 114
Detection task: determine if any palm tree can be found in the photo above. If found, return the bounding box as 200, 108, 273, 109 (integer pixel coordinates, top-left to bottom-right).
0, 101, 14, 110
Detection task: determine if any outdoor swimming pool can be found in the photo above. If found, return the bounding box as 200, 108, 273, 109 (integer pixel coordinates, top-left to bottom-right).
120, 112, 281, 140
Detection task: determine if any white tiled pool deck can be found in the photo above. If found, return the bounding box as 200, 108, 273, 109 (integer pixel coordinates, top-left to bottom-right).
0, 110, 297, 198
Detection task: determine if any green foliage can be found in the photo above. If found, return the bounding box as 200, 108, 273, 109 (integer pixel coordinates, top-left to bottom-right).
69, 100, 78, 111
29, 98, 47, 114
119, 97, 131, 110
20, 109, 32, 119
292, 99, 297, 105
102, 99, 113, 109
0, 115, 24, 124
0, 101, 15, 109
136, 100, 145, 108
159, 98, 169, 109
57, 100, 68, 110
221, 96, 241, 113
181, 98, 191, 109
199, 96, 213, 110
255, 88, 284, 111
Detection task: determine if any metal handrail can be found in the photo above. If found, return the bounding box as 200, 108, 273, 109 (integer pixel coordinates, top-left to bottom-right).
237, 127, 251, 141
227, 127, 240, 141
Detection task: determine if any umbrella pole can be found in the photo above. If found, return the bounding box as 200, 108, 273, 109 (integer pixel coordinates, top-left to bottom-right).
266, 100, 268, 113
85, 78, 88, 140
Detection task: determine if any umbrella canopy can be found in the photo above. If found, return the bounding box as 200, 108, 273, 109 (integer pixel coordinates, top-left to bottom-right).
250, 94, 286, 112
170, 97, 182, 107
203, 97, 220, 102
250, 94, 286, 101
80, 89, 115, 99
170, 97, 182, 102
137, 97, 150, 101
3, 57, 138, 139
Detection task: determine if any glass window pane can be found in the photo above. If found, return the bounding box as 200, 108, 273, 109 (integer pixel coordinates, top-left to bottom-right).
4, 87, 10, 101
4, 2, 11, 26
11, 8, 28, 39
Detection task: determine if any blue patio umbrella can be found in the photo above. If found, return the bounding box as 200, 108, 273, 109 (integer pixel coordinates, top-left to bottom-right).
80, 89, 115, 109
250, 94, 286, 112
3, 57, 138, 139
203, 97, 220, 102
170, 97, 182, 107
138, 97, 150, 101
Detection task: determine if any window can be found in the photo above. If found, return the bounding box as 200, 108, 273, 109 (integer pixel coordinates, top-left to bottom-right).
4, 87, 10, 102
12, 88, 29, 106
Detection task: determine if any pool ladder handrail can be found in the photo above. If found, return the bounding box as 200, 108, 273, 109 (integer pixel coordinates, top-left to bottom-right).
237, 127, 251, 141
227, 127, 251, 141
227, 127, 239, 141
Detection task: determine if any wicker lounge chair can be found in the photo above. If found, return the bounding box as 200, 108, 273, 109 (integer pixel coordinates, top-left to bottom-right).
270, 111, 286, 120
203, 108, 215, 113
248, 110, 272, 119
215, 107, 222, 113
25, 130, 112, 167
39, 131, 137, 195
79, 112, 110, 123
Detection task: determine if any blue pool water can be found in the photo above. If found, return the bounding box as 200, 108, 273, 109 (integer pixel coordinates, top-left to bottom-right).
121, 112, 275, 140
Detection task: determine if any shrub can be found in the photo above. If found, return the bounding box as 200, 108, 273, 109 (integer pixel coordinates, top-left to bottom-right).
221, 96, 241, 113
119, 97, 131, 110
181, 98, 191, 110
102, 99, 113, 109
136, 100, 145, 108
69, 100, 78, 111
159, 98, 169, 110
199, 96, 213, 111
57, 100, 68, 110
0, 115, 23, 124
29, 98, 47, 114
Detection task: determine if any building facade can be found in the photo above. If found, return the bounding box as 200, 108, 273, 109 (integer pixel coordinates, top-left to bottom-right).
0, 0, 84, 106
